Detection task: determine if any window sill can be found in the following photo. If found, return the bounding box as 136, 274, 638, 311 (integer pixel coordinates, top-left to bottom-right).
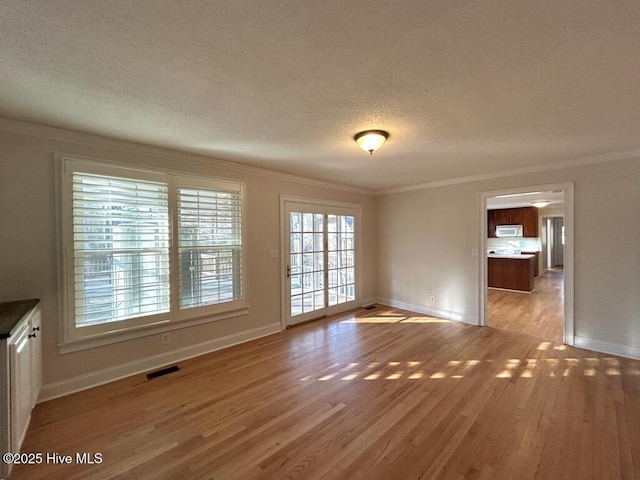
58, 306, 250, 354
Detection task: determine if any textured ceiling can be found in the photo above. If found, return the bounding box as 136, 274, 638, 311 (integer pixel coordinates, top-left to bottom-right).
1, 1, 640, 190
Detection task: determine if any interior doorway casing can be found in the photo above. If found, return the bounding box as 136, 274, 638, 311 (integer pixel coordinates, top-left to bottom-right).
478, 183, 574, 346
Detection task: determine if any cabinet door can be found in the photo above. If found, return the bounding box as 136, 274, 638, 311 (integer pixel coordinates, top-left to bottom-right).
494, 209, 511, 225
9, 324, 32, 453
521, 207, 538, 237
487, 210, 497, 238
508, 208, 523, 225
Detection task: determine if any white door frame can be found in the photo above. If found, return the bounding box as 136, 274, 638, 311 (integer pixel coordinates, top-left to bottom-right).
279, 195, 362, 331
478, 182, 574, 346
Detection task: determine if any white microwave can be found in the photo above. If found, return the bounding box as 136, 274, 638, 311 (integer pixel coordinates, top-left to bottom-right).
496, 225, 523, 237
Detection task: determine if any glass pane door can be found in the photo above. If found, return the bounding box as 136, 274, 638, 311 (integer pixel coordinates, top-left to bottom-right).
285, 201, 359, 327
288, 210, 326, 324
327, 214, 355, 307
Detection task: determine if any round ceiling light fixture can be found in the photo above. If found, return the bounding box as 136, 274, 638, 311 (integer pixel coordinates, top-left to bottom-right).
354, 130, 389, 154
532, 201, 550, 208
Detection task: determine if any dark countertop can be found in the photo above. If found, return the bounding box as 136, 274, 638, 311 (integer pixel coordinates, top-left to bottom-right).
0, 299, 40, 339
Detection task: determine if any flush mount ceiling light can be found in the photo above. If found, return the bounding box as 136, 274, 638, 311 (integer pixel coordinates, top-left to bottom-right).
532, 201, 550, 208
354, 130, 389, 154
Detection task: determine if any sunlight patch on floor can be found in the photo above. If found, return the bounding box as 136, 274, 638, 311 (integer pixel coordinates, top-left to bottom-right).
340, 314, 452, 324
300, 356, 629, 383
402, 317, 452, 324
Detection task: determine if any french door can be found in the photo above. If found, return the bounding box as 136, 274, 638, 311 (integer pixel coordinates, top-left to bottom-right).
284, 200, 358, 326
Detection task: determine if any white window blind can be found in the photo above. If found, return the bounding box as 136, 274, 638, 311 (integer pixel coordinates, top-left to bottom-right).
178, 187, 243, 309
61, 157, 247, 348
72, 173, 170, 327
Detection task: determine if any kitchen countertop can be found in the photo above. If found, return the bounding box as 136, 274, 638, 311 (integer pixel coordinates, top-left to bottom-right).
487, 254, 535, 259
0, 299, 40, 339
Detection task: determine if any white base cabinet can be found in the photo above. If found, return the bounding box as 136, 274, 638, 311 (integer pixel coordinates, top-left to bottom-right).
1, 302, 41, 480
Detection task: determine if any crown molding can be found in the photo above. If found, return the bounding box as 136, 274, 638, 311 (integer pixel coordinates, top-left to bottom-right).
378, 149, 640, 195
0, 117, 375, 196
2, 117, 638, 197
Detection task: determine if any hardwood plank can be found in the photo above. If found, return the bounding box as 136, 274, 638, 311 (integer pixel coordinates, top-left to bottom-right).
488, 267, 563, 342
9, 305, 640, 479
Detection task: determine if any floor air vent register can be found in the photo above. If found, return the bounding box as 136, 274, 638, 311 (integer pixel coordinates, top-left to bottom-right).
146, 365, 180, 380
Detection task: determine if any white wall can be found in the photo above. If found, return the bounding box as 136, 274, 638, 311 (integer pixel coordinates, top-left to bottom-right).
0, 126, 377, 396
376, 158, 640, 356
538, 205, 565, 218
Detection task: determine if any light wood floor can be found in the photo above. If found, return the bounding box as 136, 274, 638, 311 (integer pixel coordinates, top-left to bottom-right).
488, 267, 564, 342
11, 305, 640, 480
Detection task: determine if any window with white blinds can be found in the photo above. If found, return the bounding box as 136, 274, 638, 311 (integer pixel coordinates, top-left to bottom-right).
178, 187, 243, 309
72, 173, 170, 327
60, 158, 246, 345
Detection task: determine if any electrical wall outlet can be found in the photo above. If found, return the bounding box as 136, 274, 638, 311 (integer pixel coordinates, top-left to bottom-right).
161, 333, 170, 345
430, 295, 437, 304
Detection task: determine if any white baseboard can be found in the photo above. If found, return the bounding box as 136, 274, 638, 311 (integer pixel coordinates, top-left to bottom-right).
574, 336, 640, 361
375, 297, 478, 325
361, 297, 377, 307
38, 323, 281, 403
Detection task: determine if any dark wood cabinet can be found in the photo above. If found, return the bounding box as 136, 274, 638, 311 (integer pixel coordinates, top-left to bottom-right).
488, 256, 534, 291
494, 209, 511, 226
487, 212, 497, 239
520, 207, 538, 237
522, 251, 539, 277
508, 208, 522, 226
487, 207, 539, 238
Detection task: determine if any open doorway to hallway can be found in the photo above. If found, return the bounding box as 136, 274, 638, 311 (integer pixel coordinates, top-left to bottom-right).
485, 190, 565, 342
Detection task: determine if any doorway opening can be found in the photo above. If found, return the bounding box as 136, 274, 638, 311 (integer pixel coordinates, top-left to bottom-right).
479, 183, 574, 345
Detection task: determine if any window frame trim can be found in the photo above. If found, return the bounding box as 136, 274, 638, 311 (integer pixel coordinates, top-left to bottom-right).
55, 154, 249, 353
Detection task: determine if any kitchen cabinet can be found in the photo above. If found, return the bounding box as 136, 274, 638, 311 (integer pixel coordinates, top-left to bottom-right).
493, 209, 512, 226
520, 207, 538, 237
522, 251, 539, 277
487, 207, 538, 238
508, 208, 523, 226
0, 300, 41, 480
488, 255, 535, 291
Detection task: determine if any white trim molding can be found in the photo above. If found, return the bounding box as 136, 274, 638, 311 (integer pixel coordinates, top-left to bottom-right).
3, 117, 639, 197
58, 307, 250, 354
0, 117, 374, 195
379, 149, 640, 195
361, 297, 377, 307
574, 336, 640, 361
55, 154, 251, 352
376, 297, 478, 325
39, 322, 281, 403
478, 182, 575, 346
